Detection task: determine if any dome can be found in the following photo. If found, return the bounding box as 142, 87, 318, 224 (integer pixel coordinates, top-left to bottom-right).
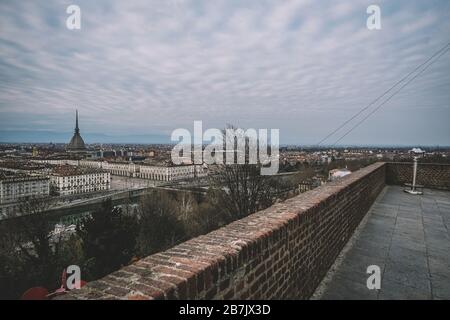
67, 132, 86, 150
67, 110, 86, 151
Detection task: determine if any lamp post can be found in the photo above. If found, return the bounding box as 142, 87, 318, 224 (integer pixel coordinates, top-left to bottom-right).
404, 148, 425, 195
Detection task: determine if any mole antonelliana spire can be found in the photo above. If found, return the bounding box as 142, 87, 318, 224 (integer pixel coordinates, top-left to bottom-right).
75, 109, 79, 133
66, 109, 86, 152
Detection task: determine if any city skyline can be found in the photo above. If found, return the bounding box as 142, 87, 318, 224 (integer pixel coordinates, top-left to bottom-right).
1, 110, 449, 148
1, 0, 450, 146
2, 0, 450, 304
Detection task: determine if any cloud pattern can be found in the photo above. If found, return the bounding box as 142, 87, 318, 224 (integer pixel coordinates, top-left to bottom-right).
0, 0, 449, 145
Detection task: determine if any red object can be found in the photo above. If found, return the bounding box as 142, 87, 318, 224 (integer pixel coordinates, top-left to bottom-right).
21, 269, 88, 300
21, 287, 49, 300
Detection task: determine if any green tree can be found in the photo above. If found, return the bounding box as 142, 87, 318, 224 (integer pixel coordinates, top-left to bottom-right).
136, 190, 186, 257
0, 196, 70, 299
77, 199, 138, 280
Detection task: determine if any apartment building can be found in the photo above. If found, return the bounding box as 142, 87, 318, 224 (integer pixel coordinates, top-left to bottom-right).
0, 170, 50, 217
32, 159, 208, 182
0, 171, 50, 204
50, 165, 110, 196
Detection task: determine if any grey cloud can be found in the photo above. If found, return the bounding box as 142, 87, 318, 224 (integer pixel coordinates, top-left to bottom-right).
0, 0, 449, 145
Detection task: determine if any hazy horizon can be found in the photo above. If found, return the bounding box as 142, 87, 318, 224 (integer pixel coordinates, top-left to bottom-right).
1, 129, 449, 148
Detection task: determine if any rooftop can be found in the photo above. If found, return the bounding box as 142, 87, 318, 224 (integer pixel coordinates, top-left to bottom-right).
51, 165, 107, 177
0, 169, 49, 182
0, 160, 51, 171
315, 185, 450, 299
57, 162, 450, 300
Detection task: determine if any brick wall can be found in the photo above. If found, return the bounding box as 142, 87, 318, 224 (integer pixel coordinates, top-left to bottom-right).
59, 162, 386, 300
386, 162, 450, 190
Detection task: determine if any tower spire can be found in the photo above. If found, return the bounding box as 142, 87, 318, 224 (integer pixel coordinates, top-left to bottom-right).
75, 109, 79, 134
67, 108, 86, 151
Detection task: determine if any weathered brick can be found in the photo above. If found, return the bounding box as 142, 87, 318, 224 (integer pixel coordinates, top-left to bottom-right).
60, 163, 389, 300
104, 285, 130, 298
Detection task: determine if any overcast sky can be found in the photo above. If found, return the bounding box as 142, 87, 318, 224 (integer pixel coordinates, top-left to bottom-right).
0, 0, 449, 145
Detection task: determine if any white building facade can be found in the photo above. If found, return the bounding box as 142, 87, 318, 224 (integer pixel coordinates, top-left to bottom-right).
0, 175, 50, 204
137, 164, 207, 181
50, 169, 110, 196
0, 174, 50, 217
32, 159, 208, 182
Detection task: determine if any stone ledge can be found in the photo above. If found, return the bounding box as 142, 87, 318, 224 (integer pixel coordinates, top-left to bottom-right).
58, 162, 386, 300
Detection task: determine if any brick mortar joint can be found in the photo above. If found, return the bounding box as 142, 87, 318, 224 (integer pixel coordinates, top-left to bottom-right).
60, 162, 387, 300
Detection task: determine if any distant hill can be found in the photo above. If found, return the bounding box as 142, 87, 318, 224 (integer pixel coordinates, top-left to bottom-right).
0, 130, 171, 144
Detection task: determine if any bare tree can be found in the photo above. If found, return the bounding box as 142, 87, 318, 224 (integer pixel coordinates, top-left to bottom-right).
207, 125, 279, 222
209, 164, 277, 221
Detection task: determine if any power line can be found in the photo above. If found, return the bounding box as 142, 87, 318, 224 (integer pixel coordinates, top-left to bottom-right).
331, 45, 450, 146
316, 41, 450, 146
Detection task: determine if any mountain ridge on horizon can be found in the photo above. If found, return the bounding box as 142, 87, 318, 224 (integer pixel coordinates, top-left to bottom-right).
0, 130, 448, 149
0, 130, 171, 144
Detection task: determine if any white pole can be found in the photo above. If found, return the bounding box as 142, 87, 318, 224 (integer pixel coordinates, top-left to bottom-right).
412, 156, 418, 191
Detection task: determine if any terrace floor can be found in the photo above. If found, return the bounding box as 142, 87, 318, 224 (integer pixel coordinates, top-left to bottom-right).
315, 185, 450, 300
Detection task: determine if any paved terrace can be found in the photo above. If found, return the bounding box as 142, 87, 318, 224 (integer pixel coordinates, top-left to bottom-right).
316, 185, 450, 300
